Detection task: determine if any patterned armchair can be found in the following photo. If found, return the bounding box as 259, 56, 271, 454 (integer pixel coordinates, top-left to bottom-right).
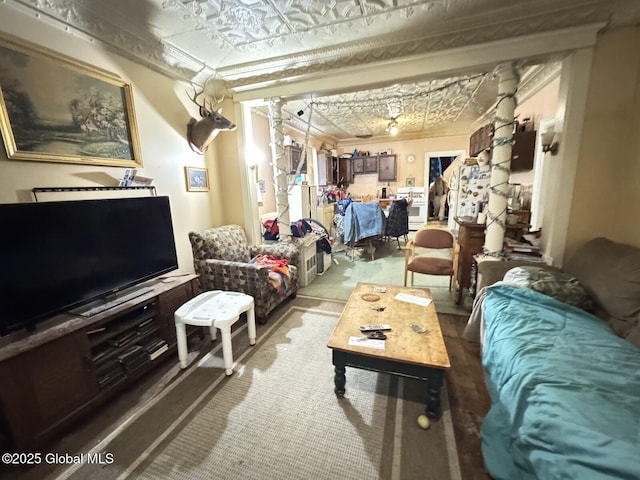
189, 225, 299, 324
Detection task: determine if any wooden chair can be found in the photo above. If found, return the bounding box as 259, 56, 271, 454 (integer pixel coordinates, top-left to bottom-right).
404, 227, 459, 290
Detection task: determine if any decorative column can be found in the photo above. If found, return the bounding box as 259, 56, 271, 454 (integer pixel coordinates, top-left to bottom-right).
268, 97, 291, 242
485, 63, 519, 254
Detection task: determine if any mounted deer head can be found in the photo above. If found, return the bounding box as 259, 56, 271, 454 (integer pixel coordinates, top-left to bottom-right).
186, 85, 236, 154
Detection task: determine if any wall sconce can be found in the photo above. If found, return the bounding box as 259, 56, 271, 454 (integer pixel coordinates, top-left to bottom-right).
540, 129, 559, 155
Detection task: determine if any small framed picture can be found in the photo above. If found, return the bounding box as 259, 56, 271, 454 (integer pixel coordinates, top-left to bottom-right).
185, 167, 209, 192
406, 176, 415, 187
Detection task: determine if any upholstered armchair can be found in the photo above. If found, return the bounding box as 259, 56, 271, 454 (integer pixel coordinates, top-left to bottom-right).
189, 224, 299, 323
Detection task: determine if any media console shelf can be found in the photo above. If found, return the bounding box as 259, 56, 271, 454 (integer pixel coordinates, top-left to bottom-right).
0, 273, 199, 451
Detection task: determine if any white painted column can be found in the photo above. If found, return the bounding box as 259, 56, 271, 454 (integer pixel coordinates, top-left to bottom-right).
268, 98, 291, 242
485, 63, 518, 254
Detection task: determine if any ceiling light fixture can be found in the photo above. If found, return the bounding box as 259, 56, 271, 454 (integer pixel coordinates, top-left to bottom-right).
386, 118, 399, 136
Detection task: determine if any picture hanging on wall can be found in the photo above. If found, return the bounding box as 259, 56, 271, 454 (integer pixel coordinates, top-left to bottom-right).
0, 34, 142, 167
185, 166, 209, 192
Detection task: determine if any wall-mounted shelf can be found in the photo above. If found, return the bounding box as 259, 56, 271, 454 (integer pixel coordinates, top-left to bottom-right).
32, 186, 157, 202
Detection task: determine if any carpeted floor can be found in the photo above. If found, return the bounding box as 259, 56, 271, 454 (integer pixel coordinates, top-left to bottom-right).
9, 297, 461, 480
299, 234, 472, 316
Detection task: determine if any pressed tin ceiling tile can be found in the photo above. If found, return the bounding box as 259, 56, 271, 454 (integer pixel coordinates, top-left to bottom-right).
9, 0, 640, 141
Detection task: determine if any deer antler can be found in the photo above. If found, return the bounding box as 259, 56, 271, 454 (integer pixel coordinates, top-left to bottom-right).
186, 75, 226, 118
187, 85, 209, 117
205, 77, 226, 105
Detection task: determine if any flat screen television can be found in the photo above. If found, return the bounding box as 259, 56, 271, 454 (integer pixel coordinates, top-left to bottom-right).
0, 196, 179, 336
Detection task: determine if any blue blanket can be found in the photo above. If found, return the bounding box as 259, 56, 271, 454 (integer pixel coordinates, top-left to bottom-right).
481, 285, 640, 480
343, 201, 385, 244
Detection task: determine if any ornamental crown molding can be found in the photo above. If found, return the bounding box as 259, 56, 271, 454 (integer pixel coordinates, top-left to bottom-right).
6, 0, 626, 88
220, 0, 612, 88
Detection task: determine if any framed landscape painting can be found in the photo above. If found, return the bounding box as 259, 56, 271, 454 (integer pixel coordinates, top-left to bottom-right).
0, 34, 142, 167
185, 167, 209, 192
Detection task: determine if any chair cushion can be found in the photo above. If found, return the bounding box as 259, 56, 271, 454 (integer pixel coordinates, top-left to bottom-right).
190, 225, 251, 263
407, 257, 454, 275
413, 228, 453, 248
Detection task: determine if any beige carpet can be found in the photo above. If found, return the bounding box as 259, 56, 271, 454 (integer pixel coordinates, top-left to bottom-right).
299, 236, 472, 316
52, 298, 460, 480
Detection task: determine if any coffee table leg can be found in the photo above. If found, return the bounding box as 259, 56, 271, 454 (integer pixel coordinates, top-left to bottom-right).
334, 365, 346, 398
332, 351, 347, 398
426, 371, 445, 419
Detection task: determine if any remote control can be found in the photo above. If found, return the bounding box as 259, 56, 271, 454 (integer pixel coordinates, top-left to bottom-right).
359, 325, 392, 332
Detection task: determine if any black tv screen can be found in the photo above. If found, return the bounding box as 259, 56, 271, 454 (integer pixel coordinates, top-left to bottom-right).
0, 196, 179, 336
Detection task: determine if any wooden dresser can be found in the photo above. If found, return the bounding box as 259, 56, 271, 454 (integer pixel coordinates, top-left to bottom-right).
454, 217, 529, 304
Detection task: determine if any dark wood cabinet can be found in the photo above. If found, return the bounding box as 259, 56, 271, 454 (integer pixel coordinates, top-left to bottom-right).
455, 219, 486, 305
338, 157, 353, 184
0, 332, 98, 450
378, 155, 397, 181
285, 145, 306, 174
469, 125, 536, 171
341, 154, 396, 182
454, 218, 529, 304
469, 124, 494, 157
352, 157, 364, 174
317, 154, 337, 185
0, 275, 199, 451
364, 156, 378, 173
511, 130, 536, 171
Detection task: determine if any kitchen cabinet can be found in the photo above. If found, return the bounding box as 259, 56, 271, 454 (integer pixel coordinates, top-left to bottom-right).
317, 153, 337, 185
469, 124, 494, 157
341, 154, 396, 182
364, 156, 378, 173
511, 130, 536, 171
469, 125, 536, 172
378, 155, 397, 181
352, 157, 364, 174
338, 157, 353, 184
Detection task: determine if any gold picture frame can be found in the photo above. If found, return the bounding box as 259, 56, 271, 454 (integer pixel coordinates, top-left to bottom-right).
185, 167, 209, 192
406, 176, 415, 187
0, 34, 142, 167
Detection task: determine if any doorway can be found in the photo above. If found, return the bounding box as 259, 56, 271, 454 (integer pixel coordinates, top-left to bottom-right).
425, 150, 465, 220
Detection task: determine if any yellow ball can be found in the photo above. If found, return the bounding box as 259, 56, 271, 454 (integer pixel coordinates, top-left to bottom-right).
417, 414, 431, 430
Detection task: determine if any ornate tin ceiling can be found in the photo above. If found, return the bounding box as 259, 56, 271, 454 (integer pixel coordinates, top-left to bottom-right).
5, 0, 639, 142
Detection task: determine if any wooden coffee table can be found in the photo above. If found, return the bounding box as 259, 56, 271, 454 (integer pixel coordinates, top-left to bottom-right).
327, 282, 450, 419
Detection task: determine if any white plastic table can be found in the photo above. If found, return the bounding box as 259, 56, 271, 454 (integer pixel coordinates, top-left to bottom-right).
174, 290, 256, 375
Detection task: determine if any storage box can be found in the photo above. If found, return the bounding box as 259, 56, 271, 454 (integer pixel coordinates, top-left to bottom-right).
317, 251, 332, 275
298, 242, 317, 287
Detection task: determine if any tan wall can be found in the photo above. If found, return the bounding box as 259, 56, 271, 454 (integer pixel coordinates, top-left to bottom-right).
5, 5, 638, 269
0, 8, 221, 273
565, 26, 640, 256
510, 77, 560, 186
214, 98, 244, 226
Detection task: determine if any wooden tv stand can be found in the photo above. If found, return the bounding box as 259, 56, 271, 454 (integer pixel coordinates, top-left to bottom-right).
0, 273, 199, 451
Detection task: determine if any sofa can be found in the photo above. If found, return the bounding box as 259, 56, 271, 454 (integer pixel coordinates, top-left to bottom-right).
466, 237, 640, 479
189, 225, 299, 323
